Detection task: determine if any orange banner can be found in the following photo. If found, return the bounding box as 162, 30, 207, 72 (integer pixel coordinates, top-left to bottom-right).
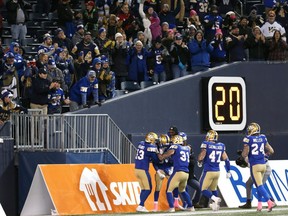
39, 164, 170, 215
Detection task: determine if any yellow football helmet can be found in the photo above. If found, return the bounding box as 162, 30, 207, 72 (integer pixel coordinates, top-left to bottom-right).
171, 135, 184, 145
159, 134, 170, 145
145, 132, 158, 144
247, 122, 261, 136
206, 130, 218, 142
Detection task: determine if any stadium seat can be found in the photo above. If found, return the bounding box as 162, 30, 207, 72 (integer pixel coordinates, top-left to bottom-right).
115, 90, 126, 97
22, 38, 40, 46
29, 12, 49, 21
121, 81, 141, 92
251, 4, 265, 16
140, 81, 158, 89
41, 21, 58, 31
48, 12, 58, 21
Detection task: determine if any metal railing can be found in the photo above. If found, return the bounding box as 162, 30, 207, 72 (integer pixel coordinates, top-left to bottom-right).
11, 110, 137, 164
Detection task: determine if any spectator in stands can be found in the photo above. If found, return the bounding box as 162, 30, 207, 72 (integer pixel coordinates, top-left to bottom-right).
0, 52, 19, 99
6, 0, 30, 46
54, 48, 75, 90
126, 40, 149, 83
82, 1, 98, 38
210, 29, 227, 67
149, 10, 162, 42
36, 53, 49, 69
170, 33, 190, 78
267, 29, 288, 61
57, 0, 75, 38
0, 89, 27, 125
264, 0, 275, 16
139, 0, 153, 47
71, 31, 100, 81
98, 55, 116, 101
95, 27, 115, 64
134, 31, 150, 49
111, 32, 129, 90
46, 59, 68, 94
9, 42, 25, 80
247, 6, 265, 29
183, 24, 197, 43
187, 10, 202, 31
203, 5, 223, 43
96, 0, 112, 21
158, 2, 181, 30
161, 22, 170, 38
188, 30, 213, 73
261, 10, 286, 41
222, 11, 238, 37
30, 68, 58, 115
116, 2, 136, 39
72, 24, 85, 46
225, 25, 247, 62
69, 70, 101, 111
38, 33, 58, 57
147, 36, 170, 83
273, 1, 288, 34
0, 39, 4, 61
48, 77, 70, 114
53, 28, 74, 53
238, 16, 253, 38
106, 14, 121, 41
244, 26, 267, 61
190, 0, 209, 22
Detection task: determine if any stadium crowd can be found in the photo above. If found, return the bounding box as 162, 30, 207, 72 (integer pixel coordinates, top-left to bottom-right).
0, 0, 288, 116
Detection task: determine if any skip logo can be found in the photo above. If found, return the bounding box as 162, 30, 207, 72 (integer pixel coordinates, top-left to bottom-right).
79, 167, 112, 211
79, 167, 141, 211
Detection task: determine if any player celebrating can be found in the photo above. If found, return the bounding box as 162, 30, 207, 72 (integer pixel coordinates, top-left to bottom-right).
134, 132, 159, 212
159, 135, 194, 212
197, 130, 231, 211
240, 122, 276, 212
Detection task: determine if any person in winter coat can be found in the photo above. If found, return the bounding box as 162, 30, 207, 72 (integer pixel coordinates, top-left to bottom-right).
188, 30, 213, 73
69, 70, 100, 111
126, 40, 149, 83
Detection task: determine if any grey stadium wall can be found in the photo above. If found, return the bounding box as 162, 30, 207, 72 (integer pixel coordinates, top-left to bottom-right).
74, 61, 288, 161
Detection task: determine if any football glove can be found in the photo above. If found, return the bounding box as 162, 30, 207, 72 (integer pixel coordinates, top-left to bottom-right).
197, 161, 203, 167
226, 172, 232, 179
157, 170, 165, 179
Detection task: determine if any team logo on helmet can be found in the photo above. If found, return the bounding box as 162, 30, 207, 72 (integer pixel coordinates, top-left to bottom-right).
159, 134, 170, 145
145, 132, 158, 144
247, 122, 261, 136
171, 135, 184, 145
206, 130, 218, 141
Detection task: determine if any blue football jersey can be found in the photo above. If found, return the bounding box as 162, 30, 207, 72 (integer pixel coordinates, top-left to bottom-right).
135, 141, 159, 170
169, 144, 190, 173
243, 134, 267, 166
201, 141, 226, 172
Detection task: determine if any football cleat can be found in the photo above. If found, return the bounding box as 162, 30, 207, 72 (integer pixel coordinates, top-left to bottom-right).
239, 202, 252, 209
167, 208, 175, 212
247, 122, 261, 136
145, 132, 158, 144
267, 200, 276, 212
136, 205, 149, 212
206, 130, 218, 142
257, 202, 262, 212
171, 135, 184, 145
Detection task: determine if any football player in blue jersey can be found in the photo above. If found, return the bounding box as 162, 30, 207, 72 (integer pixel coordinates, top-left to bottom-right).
152, 134, 173, 212
198, 130, 231, 211
240, 122, 276, 212
159, 135, 194, 212
135, 132, 159, 212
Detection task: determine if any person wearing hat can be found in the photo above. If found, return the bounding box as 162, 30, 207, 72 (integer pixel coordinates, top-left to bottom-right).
47, 77, 70, 114
30, 68, 58, 115
210, 28, 227, 67
71, 31, 100, 80
0, 89, 27, 124
225, 24, 247, 62
127, 40, 150, 83
46, 58, 68, 94
188, 30, 214, 73
69, 69, 101, 111
244, 26, 267, 61
83, 0, 98, 37
72, 24, 85, 46
147, 36, 169, 83
111, 32, 130, 90
170, 33, 190, 78
9, 41, 25, 82
138, 0, 153, 47
95, 27, 115, 63
260, 10, 286, 41
53, 27, 74, 53
203, 5, 223, 43
0, 52, 19, 99
37, 33, 58, 57
158, 1, 181, 30
57, 0, 75, 38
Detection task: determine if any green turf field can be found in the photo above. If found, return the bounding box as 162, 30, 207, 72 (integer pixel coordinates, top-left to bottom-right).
78, 206, 288, 216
